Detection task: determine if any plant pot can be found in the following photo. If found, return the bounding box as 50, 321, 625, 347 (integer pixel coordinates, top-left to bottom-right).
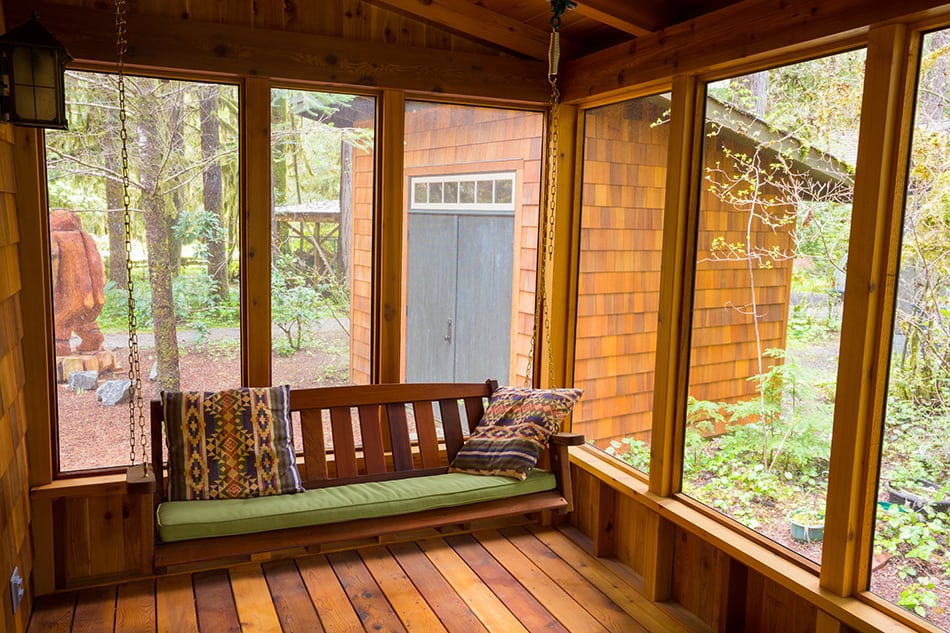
788, 510, 825, 543
886, 479, 950, 514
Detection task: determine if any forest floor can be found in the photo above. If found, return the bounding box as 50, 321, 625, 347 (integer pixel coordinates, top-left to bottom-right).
56, 330, 347, 472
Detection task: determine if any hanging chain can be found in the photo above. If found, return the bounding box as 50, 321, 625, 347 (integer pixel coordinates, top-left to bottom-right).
115, 0, 147, 472
525, 2, 570, 389
542, 84, 559, 390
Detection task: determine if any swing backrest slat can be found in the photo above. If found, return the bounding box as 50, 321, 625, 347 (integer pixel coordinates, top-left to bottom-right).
150, 380, 497, 499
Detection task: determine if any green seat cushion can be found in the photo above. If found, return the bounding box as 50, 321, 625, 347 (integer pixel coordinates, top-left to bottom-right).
157, 469, 557, 542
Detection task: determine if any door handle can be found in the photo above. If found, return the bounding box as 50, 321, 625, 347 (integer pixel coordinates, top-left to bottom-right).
444, 319, 453, 343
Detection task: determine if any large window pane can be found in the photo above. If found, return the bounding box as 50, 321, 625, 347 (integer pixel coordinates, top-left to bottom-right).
402, 102, 542, 385
270, 89, 375, 387
873, 28, 950, 627
573, 95, 669, 473
46, 72, 240, 472
682, 51, 864, 562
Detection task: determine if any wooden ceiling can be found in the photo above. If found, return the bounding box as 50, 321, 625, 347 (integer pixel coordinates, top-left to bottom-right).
2, 0, 946, 104
361, 0, 743, 61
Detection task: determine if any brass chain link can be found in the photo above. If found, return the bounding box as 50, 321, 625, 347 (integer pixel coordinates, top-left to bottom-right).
525, 24, 562, 390
115, 0, 147, 471
543, 83, 559, 390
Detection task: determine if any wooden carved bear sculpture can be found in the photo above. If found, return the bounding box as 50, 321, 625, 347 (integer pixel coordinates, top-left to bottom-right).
49, 209, 106, 356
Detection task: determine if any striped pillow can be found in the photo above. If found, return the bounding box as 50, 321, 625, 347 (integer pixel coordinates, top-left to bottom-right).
163, 385, 304, 500
450, 386, 582, 480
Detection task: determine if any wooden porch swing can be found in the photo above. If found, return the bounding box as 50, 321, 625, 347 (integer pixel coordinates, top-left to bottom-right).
121, 0, 584, 573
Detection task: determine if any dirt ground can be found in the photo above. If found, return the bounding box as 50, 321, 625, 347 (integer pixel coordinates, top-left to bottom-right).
56, 334, 346, 472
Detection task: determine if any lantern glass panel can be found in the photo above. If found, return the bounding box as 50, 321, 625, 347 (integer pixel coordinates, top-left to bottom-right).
13, 84, 36, 119
32, 48, 57, 86
34, 86, 57, 121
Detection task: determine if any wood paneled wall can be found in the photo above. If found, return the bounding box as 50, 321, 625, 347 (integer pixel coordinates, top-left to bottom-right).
404, 104, 543, 384
0, 58, 34, 633
351, 103, 543, 384
350, 141, 375, 385
569, 455, 903, 633
574, 97, 668, 447
574, 98, 795, 448
688, 128, 795, 404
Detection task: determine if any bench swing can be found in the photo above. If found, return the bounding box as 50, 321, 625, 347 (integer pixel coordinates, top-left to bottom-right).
120, 0, 585, 572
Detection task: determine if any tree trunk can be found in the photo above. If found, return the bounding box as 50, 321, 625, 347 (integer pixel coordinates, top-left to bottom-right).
339, 140, 352, 285
731, 71, 769, 118
272, 91, 287, 207
200, 85, 229, 302
139, 88, 181, 392
103, 107, 129, 289
105, 177, 128, 289
144, 192, 181, 392
919, 30, 949, 127
167, 94, 185, 276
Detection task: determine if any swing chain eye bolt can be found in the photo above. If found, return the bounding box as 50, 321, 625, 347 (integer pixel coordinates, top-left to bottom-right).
548, 0, 577, 30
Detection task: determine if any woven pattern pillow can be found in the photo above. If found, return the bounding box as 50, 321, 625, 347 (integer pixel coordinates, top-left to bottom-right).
450, 386, 582, 480
163, 385, 304, 500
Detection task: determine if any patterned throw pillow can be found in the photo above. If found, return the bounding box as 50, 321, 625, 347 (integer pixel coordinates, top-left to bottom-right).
450, 386, 582, 480
163, 385, 304, 501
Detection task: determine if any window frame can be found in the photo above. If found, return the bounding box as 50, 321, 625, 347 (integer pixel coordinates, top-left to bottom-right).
564, 18, 944, 631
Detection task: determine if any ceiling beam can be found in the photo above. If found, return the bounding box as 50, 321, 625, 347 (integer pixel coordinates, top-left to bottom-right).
572, 0, 669, 37
365, 0, 576, 61
562, 0, 950, 102
10, 1, 550, 104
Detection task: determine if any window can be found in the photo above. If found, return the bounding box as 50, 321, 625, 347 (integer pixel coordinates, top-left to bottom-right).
402, 102, 542, 385
573, 95, 670, 473
872, 27, 950, 626
46, 72, 240, 472
681, 51, 865, 562
410, 173, 516, 211
270, 88, 375, 387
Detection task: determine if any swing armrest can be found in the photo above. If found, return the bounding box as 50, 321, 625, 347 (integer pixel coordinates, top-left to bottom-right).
550, 432, 584, 447
549, 432, 584, 513
126, 464, 157, 495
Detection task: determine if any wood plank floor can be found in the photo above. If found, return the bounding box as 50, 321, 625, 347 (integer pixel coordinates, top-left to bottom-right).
27, 525, 697, 633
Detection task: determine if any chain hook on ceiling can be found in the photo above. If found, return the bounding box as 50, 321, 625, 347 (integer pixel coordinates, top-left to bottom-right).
548, 0, 577, 30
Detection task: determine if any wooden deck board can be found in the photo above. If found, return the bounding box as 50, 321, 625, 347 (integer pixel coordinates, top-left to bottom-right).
27, 526, 699, 633
416, 537, 529, 633
155, 573, 198, 633
192, 569, 240, 633
228, 564, 282, 632
473, 529, 613, 633
261, 559, 324, 632
387, 541, 488, 633
360, 545, 448, 632
27, 591, 75, 633
115, 578, 156, 633
500, 526, 650, 633
328, 549, 408, 632
443, 533, 571, 633
72, 585, 116, 633
528, 524, 697, 633
297, 555, 364, 630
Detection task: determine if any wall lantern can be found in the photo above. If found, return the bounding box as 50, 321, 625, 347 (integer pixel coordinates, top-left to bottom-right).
0, 12, 72, 129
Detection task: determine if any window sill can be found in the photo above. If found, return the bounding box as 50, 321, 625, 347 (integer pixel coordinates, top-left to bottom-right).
569, 446, 923, 633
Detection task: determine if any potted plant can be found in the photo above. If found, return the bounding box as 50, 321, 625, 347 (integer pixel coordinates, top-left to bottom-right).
788, 508, 825, 542
886, 478, 950, 514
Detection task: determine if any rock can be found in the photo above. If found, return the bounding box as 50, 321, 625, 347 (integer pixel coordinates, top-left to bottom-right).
67, 370, 98, 392
149, 361, 158, 382
97, 379, 131, 406
58, 357, 85, 383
